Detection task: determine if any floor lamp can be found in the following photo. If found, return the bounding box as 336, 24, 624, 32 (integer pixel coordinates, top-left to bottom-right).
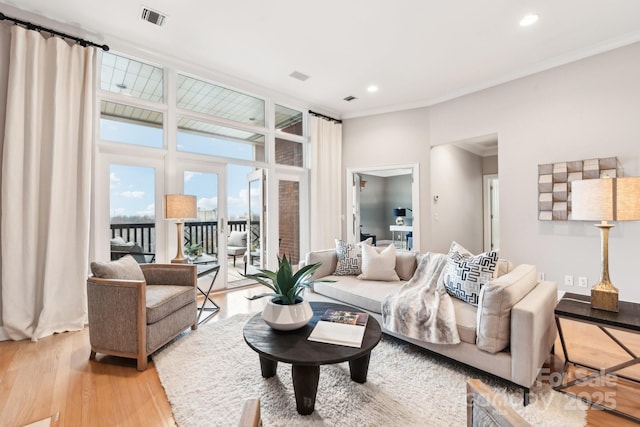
571, 176, 640, 312
165, 194, 197, 264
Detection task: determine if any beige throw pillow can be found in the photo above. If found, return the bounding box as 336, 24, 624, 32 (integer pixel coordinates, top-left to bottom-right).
476, 264, 538, 354
90, 255, 145, 281
358, 244, 400, 281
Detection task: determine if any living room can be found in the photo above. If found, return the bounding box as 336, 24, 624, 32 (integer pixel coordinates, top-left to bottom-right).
1, 1, 640, 426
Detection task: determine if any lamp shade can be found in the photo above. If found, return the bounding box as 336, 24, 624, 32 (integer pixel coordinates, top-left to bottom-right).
393, 208, 406, 217
572, 177, 640, 221
165, 194, 197, 219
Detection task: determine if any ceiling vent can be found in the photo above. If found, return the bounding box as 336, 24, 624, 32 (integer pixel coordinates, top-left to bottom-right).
289, 71, 310, 82
343, 96, 357, 102
140, 7, 167, 26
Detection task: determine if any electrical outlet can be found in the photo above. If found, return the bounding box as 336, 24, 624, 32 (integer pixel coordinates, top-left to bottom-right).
564, 275, 574, 286
537, 272, 545, 281
578, 276, 588, 287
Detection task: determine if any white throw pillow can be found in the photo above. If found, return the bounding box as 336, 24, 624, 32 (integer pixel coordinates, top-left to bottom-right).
358, 244, 400, 281
334, 238, 372, 276
442, 242, 498, 306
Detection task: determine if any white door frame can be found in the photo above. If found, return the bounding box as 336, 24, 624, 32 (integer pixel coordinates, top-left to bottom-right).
94, 150, 166, 264
177, 159, 227, 291
345, 163, 420, 252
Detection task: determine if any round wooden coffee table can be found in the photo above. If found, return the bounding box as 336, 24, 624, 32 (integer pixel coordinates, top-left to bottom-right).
243, 301, 382, 415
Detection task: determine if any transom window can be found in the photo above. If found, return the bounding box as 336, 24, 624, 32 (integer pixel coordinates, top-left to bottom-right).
177, 74, 265, 127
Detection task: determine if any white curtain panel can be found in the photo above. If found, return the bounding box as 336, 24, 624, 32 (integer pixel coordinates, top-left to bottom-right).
310, 115, 342, 250
0, 26, 95, 341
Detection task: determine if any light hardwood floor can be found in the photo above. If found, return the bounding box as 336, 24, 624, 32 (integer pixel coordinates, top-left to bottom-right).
1, 286, 638, 426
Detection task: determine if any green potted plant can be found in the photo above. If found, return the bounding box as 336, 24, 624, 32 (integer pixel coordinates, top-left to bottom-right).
244, 254, 330, 330
184, 242, 203, 263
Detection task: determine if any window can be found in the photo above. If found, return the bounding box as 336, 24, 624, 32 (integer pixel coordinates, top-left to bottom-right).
177, 117, 265, 161
101, 52, 163, 102
100, 101, 163, 148
275, 105, 303, 136
109, 164, 156, 255
177, 74, 265, 127
275, 138, 303, 167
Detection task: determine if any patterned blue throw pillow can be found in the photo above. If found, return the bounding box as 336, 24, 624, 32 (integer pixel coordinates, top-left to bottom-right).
334, 238, 372, 276
443, 242, 498, 306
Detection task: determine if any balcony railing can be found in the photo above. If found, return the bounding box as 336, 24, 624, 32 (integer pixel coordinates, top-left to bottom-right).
110, 220, 257, 257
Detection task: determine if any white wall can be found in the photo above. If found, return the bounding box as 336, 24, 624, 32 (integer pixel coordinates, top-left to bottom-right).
343, 108, 431, 249
343, 42, 640, 302
431, 144, 483, 254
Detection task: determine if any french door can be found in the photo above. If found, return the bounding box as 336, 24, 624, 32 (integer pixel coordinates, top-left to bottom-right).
178, 161, 227, 291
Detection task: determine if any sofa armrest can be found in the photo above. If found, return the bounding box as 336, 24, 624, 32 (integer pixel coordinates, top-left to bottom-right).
140, 264, 197, 287
510, 280, 558, 388
86, 277, 146, 355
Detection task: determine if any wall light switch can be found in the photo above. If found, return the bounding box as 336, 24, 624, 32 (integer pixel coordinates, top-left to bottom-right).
564, 275, 574, 286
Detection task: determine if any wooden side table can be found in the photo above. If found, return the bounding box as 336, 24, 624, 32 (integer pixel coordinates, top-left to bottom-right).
554, 292, 640, 422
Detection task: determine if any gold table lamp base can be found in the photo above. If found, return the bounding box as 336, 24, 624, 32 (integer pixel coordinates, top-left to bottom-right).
591, 282, 619, 312
590, 222, 619, 312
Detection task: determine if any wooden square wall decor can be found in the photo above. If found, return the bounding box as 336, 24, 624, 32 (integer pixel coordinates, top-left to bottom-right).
538, 157, 620, 221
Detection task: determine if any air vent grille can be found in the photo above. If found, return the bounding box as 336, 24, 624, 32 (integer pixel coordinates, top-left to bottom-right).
140, 7, 167, 26
289, 71, 310, 81
343, 96, 357, 102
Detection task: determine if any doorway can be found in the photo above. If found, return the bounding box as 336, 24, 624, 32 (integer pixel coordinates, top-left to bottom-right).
346, 164, 420, 251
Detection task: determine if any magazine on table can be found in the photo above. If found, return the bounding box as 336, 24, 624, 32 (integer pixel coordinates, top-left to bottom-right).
307, 309, 369, 348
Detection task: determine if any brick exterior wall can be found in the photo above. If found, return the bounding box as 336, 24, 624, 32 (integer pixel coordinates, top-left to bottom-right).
278, 180, 300, 264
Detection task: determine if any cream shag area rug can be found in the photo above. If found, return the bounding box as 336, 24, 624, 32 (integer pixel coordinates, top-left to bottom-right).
153, 314, 586, 427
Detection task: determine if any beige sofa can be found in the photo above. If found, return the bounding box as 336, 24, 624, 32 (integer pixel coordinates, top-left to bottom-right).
302, 248, 557, 404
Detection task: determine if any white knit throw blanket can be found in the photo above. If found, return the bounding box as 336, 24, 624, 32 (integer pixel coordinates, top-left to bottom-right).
382, 252, 460, 344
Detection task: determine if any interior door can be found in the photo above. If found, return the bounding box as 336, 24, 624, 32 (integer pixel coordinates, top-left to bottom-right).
247, 169, 266, 273
178, 161, 227, 291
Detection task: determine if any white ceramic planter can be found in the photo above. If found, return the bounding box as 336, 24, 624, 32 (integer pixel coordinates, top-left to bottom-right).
261, 297, 313, 331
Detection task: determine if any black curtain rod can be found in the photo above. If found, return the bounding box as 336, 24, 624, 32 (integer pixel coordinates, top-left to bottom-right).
0, 12, 109, 51
309, 110, 342, 124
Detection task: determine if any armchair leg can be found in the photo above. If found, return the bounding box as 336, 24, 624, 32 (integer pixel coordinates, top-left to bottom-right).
89, 350, 96, 360
233, 255, 237, 267
192, 323, 198, 330
137, 356, 148, 371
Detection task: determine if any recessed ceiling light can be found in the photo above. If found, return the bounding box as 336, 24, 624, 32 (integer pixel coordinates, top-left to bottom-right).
367, 85, 378, 93
519, 13, 539, 27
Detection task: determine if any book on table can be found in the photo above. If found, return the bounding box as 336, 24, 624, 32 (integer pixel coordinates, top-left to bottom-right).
307, 309, 369, 348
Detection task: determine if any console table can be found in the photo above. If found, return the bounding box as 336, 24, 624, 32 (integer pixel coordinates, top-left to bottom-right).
389, 225, 412, 249
554, 292, 640, 422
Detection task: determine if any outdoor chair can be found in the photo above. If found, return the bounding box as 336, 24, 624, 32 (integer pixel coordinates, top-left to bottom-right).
110, 236, 155, 263
87, 255, 197, 370
227, 230, 247, 266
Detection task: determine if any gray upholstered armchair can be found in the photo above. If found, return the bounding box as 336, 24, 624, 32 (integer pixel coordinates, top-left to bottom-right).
87, 255, 198, 370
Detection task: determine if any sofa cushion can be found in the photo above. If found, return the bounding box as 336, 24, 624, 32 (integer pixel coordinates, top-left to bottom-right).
334, 238, 372, 276
313, 275, 403, 314
494, 259, 513, 278
395, 251, 418, 280
451, 298, 477, 344
146, 285, 195, 324
306, 249, 338, 280
476, 264, 538, 354
358, 244, 399, 281
442, 242, 498, 306
90, 255, 145, 281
